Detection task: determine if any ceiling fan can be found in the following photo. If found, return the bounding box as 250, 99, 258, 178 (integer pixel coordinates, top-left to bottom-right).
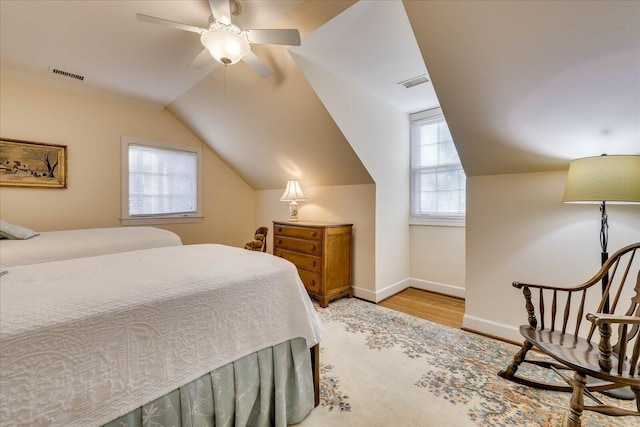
136, 0, 301, 78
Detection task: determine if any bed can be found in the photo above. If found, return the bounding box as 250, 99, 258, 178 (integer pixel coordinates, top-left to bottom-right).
0, 240, 323, 426
0, 226, 183, 266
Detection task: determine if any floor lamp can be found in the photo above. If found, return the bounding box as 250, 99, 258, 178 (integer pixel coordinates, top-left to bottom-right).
562, 154, 640, 399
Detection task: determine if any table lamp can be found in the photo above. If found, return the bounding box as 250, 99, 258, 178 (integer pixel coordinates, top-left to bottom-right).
280, 180, 307, 221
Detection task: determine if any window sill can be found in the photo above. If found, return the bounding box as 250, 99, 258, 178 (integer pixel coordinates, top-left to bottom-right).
409, 216, 465, 227
121, 216, 204, 226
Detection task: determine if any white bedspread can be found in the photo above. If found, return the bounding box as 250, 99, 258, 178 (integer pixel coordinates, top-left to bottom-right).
0, 226, 183, 266
0, 244, 323, 426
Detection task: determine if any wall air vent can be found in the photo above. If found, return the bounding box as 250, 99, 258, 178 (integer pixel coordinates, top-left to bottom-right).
398, 74, 429, 89
49, 67, 85, 81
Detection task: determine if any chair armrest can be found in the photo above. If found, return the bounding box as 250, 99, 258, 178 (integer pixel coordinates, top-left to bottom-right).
512, 281, 588, 330
586, 313, 640, 373
586, 313, 640, 326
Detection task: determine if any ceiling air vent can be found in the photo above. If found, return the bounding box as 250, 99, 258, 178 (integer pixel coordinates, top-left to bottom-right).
49, 67, 85, 81
398, 74, 429, 89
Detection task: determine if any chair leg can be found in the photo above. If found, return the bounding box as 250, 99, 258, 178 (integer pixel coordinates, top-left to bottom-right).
567, 371, 587, 427
632, 386, 640, 412
498, 340, 533, 379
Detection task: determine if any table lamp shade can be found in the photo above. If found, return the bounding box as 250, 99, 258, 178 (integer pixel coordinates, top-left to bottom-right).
280, 180, 307, 202
562, 155, 640, 204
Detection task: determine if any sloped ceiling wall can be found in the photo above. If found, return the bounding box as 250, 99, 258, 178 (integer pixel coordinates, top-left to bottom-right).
403, 0, 640, 177
167, 50, 372, 190
168, 0, 373, 190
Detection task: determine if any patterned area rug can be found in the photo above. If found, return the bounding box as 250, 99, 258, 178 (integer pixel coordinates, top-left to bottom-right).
298, 298, 637, 427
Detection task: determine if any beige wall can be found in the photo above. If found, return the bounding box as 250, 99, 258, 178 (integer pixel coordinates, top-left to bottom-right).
0, 76, 255, 246
255, 184, 376, 295
410, 225, 465, 297
465, 171, 640, 342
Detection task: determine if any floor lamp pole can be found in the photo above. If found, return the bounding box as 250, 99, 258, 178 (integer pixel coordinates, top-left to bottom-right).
600, 201, 609, 312
598, 201, 633, 400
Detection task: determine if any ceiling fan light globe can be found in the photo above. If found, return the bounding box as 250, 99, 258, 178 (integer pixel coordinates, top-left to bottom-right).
201, 30, 250, 65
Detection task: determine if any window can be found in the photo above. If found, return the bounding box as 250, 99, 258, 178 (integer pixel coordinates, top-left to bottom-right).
121, 136, 203, 225
410, 108, 466, 226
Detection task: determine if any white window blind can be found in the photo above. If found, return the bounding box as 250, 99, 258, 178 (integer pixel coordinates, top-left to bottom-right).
128, 144, 197, 215
411, 109, 466, 223
121, 137, 202, 225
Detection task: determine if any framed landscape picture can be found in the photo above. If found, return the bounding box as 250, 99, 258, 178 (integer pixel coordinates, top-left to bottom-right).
0, 139, 67, 188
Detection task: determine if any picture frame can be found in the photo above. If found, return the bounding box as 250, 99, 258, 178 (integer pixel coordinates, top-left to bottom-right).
0, 139, 67, 188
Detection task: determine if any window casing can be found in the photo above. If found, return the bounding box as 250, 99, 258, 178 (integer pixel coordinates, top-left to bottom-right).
121, 136, 203, 225
410, 108, 466, 226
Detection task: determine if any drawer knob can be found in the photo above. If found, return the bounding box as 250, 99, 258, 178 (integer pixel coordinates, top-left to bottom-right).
310, 245, 316, 251
311, 260, 317, 267
277, 227, 282, 232
277, 239, 282, 244
310, 280, 316, 286
311, 231, 317, 237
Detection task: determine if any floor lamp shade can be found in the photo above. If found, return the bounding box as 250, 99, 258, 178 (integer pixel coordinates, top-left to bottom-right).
562, 155, 640, 204
562, 154, 639, 329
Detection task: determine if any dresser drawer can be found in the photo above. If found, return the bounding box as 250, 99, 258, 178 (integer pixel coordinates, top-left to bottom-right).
274, 236, 321, 256
274, 249, 322, 274
298, 270, 322, 294
274, 224, 322, 241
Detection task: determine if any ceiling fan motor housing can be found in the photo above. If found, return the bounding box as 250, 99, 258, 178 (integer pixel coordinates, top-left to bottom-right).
201, 29, 250, 65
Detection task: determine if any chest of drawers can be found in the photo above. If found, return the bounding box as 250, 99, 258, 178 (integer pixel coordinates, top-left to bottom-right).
273, 221, 353, 307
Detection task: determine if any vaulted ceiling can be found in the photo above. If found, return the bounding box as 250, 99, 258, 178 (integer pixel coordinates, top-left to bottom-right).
1, 1, 638, 189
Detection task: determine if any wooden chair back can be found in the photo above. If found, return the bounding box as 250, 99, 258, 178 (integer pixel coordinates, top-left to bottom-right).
244, 226, 269, 252
513, 243, 640, 348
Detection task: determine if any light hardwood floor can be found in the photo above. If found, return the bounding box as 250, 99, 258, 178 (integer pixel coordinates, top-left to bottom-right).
377, 288, 465, 329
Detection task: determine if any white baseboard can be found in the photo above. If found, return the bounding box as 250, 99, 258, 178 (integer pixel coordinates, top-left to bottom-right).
352, 286, 377, 302
352, 277, 464, 303
409, 278, 465, 299
462, 314, 522, 343
353, 278, 411, 303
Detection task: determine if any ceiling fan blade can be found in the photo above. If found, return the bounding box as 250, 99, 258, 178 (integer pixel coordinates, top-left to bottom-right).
244, 29, 301, 46
209, 0, 231, 24
242, 51, 273, 79
136, 13, 207, 34
189, 48, 212, 68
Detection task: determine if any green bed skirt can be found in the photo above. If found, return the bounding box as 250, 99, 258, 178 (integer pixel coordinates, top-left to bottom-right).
103, 338, 314, 427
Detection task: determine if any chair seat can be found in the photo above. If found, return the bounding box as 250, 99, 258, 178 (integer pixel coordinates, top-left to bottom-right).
521, 325, 640, 388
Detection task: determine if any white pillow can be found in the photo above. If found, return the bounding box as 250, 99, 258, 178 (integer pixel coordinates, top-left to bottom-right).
0, 220, 39, 240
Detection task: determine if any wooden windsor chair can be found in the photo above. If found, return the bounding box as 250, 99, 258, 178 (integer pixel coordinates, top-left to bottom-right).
498, 242, 640, 426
